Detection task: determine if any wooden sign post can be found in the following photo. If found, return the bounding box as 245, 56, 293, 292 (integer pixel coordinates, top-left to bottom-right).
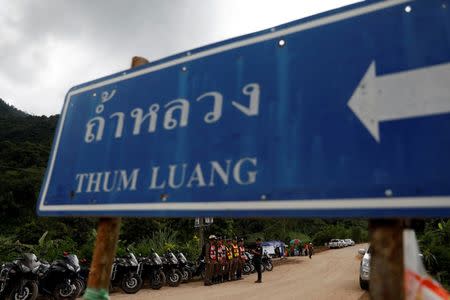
84, 56, 149, 300
369, 219, 405, 300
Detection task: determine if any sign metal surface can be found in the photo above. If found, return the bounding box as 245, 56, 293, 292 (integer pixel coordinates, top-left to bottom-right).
38, 0, 450, 217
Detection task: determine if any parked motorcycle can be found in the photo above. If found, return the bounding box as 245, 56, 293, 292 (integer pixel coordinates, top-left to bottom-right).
37, 254, 82, 300
110, 249, 142, 294
175, 252, 193, 283
242, 252, 255, 275
190, 257, 205, 279
137, 250, 166, 290
262, 252, 273, 271
161, 251, 182, 287
75, 258, 90, 297
0, 253, 40, 300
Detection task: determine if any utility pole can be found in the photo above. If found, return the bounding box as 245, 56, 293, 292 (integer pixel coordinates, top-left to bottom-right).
84, 56, 149, 300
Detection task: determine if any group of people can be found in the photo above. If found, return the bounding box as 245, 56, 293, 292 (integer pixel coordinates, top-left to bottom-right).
202, 235, 263, 286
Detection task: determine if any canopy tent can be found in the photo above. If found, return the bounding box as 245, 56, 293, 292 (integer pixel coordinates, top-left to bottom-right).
262, 240, 286, 257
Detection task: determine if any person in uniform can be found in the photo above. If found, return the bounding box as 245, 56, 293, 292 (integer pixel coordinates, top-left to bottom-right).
251, 237, 263, 283
216, 236, 226, 283
204, 235, 217, 286
237, 238, 246, 280
225, 237, 233, 281
230, 236, 240, 280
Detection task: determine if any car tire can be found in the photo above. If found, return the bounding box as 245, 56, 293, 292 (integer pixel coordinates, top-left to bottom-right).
359, 277, 369, 290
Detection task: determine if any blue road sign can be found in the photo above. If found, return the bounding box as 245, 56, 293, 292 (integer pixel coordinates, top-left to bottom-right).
38, 0, 450, 217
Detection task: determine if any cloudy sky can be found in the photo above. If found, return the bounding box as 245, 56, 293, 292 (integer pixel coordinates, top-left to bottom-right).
0, 0, 359, 116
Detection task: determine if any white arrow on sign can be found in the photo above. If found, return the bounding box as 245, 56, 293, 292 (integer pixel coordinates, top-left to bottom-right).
348, 61, 450, 142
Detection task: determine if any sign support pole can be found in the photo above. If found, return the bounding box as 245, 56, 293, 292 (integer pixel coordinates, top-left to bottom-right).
199, 217, 205, 250
369, 219, 405, 300
84, 56, 149, 300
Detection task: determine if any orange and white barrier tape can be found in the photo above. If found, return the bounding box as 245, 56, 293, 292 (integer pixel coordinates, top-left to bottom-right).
404, 230, 449, 300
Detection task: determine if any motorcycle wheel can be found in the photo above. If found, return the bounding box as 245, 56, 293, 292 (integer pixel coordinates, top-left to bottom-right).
180, 268, 192, 283
250, 264, 255, 273
243, 264, 251, 275
150, 271, 166, 290
75, 278, 87, 296
9, 281, 38, 300
264, 261, 274, 271
52, 280, 81, 300
120, 273, 142, 294
0, 280, 6, 294
166, 270, 182, 287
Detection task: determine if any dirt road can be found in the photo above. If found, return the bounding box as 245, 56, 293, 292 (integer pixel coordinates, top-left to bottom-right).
112, 244, 368, 300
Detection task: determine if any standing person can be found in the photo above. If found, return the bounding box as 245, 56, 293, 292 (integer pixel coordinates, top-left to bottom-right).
308, 242, 314, 259
237, 238, 246, 280
220, 237, 228, 282
251, 237, 263, 283
216, 237, 225, 283
204, 235, 217, 286
225, 237, 233, 281
230, 237, 240, 280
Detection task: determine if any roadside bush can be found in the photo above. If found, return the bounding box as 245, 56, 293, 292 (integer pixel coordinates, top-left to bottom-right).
313, 225, 347, 245
419, 220, 450, 288
130, 228, 178, 256
76, 229, 96, 260
287, 231, 311, 243
35, 236, 77, 261
0, 235, 21, 262
178, 235, 201, 261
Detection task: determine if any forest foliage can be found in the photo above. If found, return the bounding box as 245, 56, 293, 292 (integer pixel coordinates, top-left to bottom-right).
0, 98, 448, 287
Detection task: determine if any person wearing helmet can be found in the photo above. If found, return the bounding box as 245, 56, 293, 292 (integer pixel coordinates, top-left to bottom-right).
204, 235, 217, 286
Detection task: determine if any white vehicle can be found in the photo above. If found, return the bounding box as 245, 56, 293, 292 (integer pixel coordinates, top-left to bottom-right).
328, 239, 341, 249
358, 245, 423, 291
358, 247, 371, 290
339, 239, 347, 247
345, 239, 355, 246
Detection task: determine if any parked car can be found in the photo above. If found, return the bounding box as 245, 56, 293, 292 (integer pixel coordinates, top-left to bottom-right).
358, 246, 371, 290
358, 245, 423, 291
328, 239, 341, 249
345, 239, 355, 246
